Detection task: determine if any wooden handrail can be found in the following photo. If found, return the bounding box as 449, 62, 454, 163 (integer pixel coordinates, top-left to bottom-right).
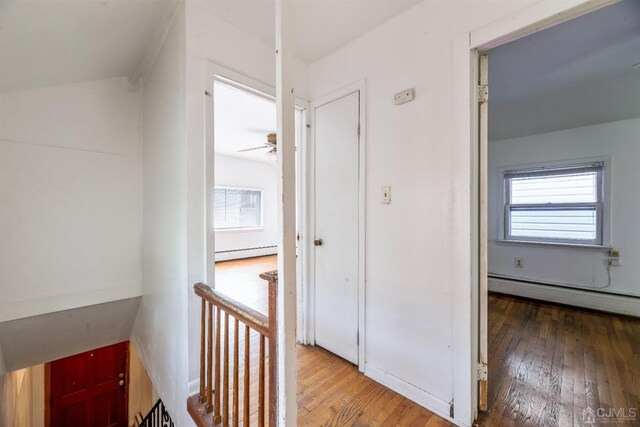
188, 274, 278, 427
194, 283, 269, 337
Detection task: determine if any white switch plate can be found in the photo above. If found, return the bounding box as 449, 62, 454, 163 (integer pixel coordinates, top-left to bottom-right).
382, 186, 391, 204
394, 88, 415, 105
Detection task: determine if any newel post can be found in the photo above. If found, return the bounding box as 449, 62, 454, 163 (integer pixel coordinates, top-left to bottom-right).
259, 271, 279, 426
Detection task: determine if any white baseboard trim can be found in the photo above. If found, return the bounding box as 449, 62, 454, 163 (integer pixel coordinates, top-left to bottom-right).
489, 277, 640, 317
214, 246, 277, 262
364, 364, 462, 426
188, 378, 200, 397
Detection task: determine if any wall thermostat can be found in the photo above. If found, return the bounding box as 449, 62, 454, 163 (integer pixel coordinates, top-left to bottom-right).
394, 88, 415, 105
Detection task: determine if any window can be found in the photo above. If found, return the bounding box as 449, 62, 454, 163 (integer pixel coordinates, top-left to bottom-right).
214, 187, 262, 230
502, 162, 605, 245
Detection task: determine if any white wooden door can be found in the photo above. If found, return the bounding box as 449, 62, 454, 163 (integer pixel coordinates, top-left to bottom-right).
313, 91, 360, 364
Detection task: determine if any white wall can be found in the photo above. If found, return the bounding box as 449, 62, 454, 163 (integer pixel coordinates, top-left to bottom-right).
489, 118, 640, 297
130, 4, 191, 425
307, 0, 549, 424
118, 1, 604, 425
214, 155, 278, 261
129, 0, 310, 419
0, 77, 143, 322
184, 0, 309, 390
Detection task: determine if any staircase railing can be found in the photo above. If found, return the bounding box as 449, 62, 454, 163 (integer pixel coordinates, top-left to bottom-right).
188, 271, 278, 427
137, 399, 174, 427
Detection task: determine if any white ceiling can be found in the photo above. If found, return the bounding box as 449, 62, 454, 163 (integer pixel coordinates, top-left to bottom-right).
0, 0, 421, 93
199, 0, 423, 63
0, 0, 173, 93
489, 0, 640, 141
214, 81, 278, 163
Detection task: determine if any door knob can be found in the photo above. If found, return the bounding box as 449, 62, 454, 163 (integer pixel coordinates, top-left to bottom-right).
119, 380, 125, 386
314, 239, 323, 246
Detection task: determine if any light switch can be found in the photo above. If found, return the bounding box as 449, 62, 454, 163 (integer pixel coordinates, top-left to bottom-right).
382, 186, 391, 204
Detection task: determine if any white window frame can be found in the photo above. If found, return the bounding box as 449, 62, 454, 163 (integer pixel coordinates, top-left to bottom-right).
213, 186, 264, 231
499, 158, 611, 248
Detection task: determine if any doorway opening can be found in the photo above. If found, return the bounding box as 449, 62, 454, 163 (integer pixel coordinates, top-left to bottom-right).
211, 77, 280, 314
476, 0, 640, 424
207, 71, 307, 331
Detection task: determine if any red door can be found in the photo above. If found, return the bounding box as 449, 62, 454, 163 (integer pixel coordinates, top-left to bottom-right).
51, 341, 128, 427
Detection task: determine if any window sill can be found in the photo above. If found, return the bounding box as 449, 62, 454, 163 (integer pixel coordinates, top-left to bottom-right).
215, 227, 264, 233
495, 239, 612, 251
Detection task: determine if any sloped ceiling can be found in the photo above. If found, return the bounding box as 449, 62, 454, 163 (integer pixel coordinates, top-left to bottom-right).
0, 0, 174, 93
0, 0, 422, 93
199, 0, 422, 63
0, 297, 140, 372
489, 0, 640, 141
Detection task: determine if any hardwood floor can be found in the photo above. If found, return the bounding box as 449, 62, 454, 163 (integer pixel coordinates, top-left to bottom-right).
478, 293, 640, 427
215, 255, 276, 315
214, 256, 452, 426
216, 257, 640, 426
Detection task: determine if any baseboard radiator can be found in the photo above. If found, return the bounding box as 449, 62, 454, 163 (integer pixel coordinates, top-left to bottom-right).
215, 245, 277, 261
489, 275, 640, 318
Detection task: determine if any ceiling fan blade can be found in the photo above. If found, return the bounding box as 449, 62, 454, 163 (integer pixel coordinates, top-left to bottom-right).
237, 145, 270, 153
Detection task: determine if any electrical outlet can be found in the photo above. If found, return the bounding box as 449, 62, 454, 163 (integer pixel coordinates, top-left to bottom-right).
609, 249, 620, 258
514, 258, 524, 268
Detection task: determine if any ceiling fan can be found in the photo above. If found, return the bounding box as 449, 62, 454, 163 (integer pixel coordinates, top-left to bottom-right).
238, 132, 277, 155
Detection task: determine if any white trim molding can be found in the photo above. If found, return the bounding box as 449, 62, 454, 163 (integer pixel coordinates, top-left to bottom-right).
308, 79, 367, 372
365, 364, 460, 426
459, 0, 621, 424
204, 61, 309, 331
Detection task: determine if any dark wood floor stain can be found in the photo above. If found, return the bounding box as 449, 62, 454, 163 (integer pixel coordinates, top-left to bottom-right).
477, 293, 640, 427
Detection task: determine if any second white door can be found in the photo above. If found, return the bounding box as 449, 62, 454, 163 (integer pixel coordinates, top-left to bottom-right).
313, 90, 360, 364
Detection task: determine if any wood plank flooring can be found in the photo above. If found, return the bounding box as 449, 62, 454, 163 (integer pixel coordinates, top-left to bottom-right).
215, 256, 451, 426
477, 293, 640, 427
216, 257, 640, 426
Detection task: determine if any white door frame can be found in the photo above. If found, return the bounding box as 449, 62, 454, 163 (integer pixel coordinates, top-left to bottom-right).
454, 0, 619, 422
204, 62, 310, 344
307, 80, 367, 372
